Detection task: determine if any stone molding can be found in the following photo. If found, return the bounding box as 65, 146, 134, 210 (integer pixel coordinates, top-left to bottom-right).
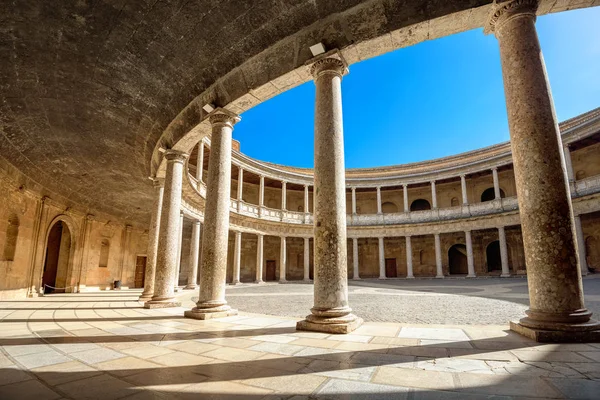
486, 0, 538, 34
163, 149, 189, 163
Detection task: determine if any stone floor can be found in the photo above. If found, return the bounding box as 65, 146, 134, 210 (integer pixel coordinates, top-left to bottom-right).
1, 288, 599, 399
209, 276, 600, 325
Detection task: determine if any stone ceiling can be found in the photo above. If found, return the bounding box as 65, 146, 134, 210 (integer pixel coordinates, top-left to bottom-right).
0, 0, 593, 225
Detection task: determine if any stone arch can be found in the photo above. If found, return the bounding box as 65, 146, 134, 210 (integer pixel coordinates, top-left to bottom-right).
99, 239, 110, 268
2, 213, 19, 261
410, 199, 431, 211
585, 236, 598, 271
486, 240, 502, 272
450, 197, 459, 207
382, 201, 398, 213
576, 170, 586, 180
481, 188, 505, 202
39, 215, 78, 294
419, 250, 425, 265
298, 205, 303, 212
448, 244, 468, 275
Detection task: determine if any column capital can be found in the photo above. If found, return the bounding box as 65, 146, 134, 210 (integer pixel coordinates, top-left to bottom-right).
402, 183, 408, 188
193, 220, 201, 226
163, 149, 189, 163
282, 181, 287, 187
460, 174, 466, 178
485, 0, 538, 35
492, 166, 498, 172
430, 180, 436, 185
351, 186, 356, 191
309, 50, 348, 79
208, 108, 241, 128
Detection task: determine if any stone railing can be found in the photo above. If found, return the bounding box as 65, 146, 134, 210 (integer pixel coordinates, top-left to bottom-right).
573, 175, 600, 197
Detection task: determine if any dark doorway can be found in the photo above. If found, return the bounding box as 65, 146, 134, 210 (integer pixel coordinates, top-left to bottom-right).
42, 221, 72, 294
410, 199, 431, 211
481, 188, 506, 202
486, 241, 502, 272
134, 256, 147, 288
385, 258, 397, 278
448, 244, 468, 275
266, 260, 277, 281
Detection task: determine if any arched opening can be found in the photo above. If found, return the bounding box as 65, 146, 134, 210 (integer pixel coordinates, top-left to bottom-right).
486, 241, 502, 272
410, 199, 431, 211
42, 221, 72, 294
576, 170, 586, 180
382, 201, 398, 213
99, 239, 110, 268
450, 197, 459, 207
448, 244, 468, 275
2, 214, 19, 261
481, 188, 505, 202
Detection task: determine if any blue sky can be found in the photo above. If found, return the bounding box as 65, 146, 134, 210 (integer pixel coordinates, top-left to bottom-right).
233, 7, 600, 169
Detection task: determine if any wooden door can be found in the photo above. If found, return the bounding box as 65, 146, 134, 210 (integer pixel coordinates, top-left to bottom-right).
385, 258, 397, 278
134, 256, 147, 288
266, 260, 277, 281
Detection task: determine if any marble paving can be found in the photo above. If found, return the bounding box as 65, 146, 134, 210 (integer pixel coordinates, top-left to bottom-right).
0, 291, 599, 399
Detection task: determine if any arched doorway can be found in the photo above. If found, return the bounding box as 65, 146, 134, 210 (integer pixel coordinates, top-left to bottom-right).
486, 241, 502, 272
481, 188, 506, 202
410, 199, 431, 211
448, 244, 468, 275
42, 221, 72, 294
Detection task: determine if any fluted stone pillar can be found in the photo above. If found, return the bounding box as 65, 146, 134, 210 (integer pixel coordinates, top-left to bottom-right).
378, 237, 386, 279
174, 212, 184, 291
140, 178, 164, 301
232, 231, 242, 285
196, 140, 204, 182
145, 150, 188, 308
352, 238, 360, 280
465, 230, 475, 278
351, 187, 357, 215
573, 215, 588, 277
498, 226, 510, 277
304, 237, 310, 281
279, 236, 287, 282
489, 0, 599, 341
405, 236, 414, 279
376, 187, 382, 214
256, 234, 264, 283
461, 175, 468, 205
185, 220, 201, 289
431, 181, 437, 209
185, 110, 240, 320
297, 53, 362, 334
434, 233, 443, 278
403, 184, 409, 212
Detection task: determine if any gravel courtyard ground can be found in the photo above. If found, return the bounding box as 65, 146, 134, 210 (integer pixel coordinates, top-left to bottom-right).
184, 275, 600, 325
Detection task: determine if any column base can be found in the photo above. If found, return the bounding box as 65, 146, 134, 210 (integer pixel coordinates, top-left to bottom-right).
297, 315, 363, 334
352, 277, 361, 280
436, 275, 444, 279
174, 287, 182, 293
144, 299, 182, 309
138, 293, 153, 302
303, 279, 312, 283
378, 276, 387, 280
510, 321, 600, 343
183, 284, 198, 290
255, 280, 265, 284
406, 275, 415, 279
501, 274, 511, 278
231, 281, 241, 286
184, 307, 238, 320
466, 274, 476, 278
279, 279, 287, 283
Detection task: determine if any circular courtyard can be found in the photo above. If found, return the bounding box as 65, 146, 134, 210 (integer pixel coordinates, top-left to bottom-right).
184, 276, 600, 325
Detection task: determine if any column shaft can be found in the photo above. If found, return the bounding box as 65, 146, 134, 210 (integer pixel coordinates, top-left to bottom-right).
563, 145, 574, 182
259, 176, 265, 209
573, 215, 588, 276
185, 221, 201, 289
434, 233, 443, 278
378, 237, 386, 279
140, 178, 164, 301
493, 168, 501, 200
498, 226, 510, 277
279, 236, 287, 282
403, 185, 409, 212
145, 150, 187, 308
431, 181, 437, 209
376, 187, 382, 214
281, 181, 287, 211
297, 54, 361, 334
237, 167, 244, 212
233, 231, 242, 284
256, 234, 264, 283
405, 236, 414, 278
461, 175, 468, 205
196, 141, 204, 182
351, 187, 357, 214
352, 238, 360, 280
465, 230, 475, 277
304, 237, 310, 281
174, 212, 183, 290
185, 110, 240, 320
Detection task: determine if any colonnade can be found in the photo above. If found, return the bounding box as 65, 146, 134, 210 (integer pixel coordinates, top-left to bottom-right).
140, 0, 598, 341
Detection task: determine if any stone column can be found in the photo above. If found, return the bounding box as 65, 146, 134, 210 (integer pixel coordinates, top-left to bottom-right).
563, 144, 575, 182
489, 0, 599, 340
279, 236, 287, 282
259, 175, 265, 216
492, 168, 501, 200
185, 110, 240, 320
434, 233, 443, 278
174, 212, 184, 291
498, 226, 510, 277
297, 53, 362, 334
303, 237, 310, 281
237, 167, 244, 212
232, 231, 242, 284
196, 140, 204, 182
403, 184, 409, 212
465, 230, 475, 278
461, 175, 468, 205
376, 186, 382, 214
573, 215, 588, 276
256, 233, 264, 283
378, 237, 386, 279
405, 236, 414, 279
431, 181, 437, 209
352, 238, 360, 280
351, 187, 357, 215
145, 150, 188, 308
281, 181, 287, 211
185, 220, 201, 289
139, 178, 164, 301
